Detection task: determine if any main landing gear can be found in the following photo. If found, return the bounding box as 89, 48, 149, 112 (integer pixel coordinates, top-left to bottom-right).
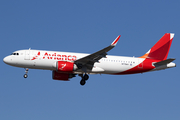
79, 74, 89, 86
23, 68, 29, 78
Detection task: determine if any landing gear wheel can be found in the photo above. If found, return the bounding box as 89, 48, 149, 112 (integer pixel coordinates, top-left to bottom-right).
24, 74, 28, 78
24, 68, 29, 78
80, 80, 86, 86
79, 74, 89, 86
84, 74, 89, 80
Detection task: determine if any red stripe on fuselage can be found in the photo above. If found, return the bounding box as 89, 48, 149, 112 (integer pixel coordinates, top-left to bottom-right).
115, 58, 160, 75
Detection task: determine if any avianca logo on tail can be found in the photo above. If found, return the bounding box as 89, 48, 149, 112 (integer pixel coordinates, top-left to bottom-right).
31, 52, 77, 61
139, 33, 174, 60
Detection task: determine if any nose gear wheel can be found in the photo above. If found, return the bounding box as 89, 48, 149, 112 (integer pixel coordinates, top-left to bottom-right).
24, 68, 29, 78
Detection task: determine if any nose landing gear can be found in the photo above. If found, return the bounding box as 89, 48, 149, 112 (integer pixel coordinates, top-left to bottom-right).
23, 68, 29, 78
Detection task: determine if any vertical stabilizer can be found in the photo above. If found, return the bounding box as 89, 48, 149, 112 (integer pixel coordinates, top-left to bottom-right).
140, 33, 174, 60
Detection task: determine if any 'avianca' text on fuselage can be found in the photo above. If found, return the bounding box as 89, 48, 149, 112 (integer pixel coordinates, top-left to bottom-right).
31, 51, 77, 61
3, 33, 176, 86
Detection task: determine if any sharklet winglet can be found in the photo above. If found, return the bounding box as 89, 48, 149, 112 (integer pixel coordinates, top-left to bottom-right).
111, 35, 121, 46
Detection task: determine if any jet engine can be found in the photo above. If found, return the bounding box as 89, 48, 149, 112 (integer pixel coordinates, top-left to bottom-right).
55, 61, 78, 72
52, 71, 76, 81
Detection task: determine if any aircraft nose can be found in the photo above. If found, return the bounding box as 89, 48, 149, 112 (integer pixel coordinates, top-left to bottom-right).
3, 56, 12, 64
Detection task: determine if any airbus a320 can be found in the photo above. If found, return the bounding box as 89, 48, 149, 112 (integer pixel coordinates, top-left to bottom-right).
3, 33, 176, 85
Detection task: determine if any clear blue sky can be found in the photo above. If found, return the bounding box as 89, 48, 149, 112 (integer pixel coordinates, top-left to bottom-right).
0, 0, 180, 120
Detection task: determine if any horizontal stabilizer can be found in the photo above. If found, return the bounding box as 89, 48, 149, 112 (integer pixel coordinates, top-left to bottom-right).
153, 58, 175, 66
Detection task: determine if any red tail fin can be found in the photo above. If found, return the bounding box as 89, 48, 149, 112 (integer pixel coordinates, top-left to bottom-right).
140, 33, 174, 60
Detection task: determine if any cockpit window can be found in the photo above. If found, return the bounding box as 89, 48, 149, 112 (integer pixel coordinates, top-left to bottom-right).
11, 53, 19, 55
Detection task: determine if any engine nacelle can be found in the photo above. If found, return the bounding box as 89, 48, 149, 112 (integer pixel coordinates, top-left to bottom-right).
52, 71, 76, 81
55, 61, 78, 72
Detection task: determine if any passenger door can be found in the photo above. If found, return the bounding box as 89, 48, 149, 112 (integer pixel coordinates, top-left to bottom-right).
24, 49, 30, 60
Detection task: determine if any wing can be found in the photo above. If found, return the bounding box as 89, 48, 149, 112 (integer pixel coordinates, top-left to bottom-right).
74, 35, 121, 71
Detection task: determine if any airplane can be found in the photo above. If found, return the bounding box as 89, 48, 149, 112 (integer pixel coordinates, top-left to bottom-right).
3, 33, 176, 85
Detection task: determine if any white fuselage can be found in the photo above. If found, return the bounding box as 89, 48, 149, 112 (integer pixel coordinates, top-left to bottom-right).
4, 49, 176, 75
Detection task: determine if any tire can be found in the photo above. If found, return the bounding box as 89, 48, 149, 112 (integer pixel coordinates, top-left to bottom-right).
80, 80, 86, 86
84, 74, 89, 80
24, 74, 28, 78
